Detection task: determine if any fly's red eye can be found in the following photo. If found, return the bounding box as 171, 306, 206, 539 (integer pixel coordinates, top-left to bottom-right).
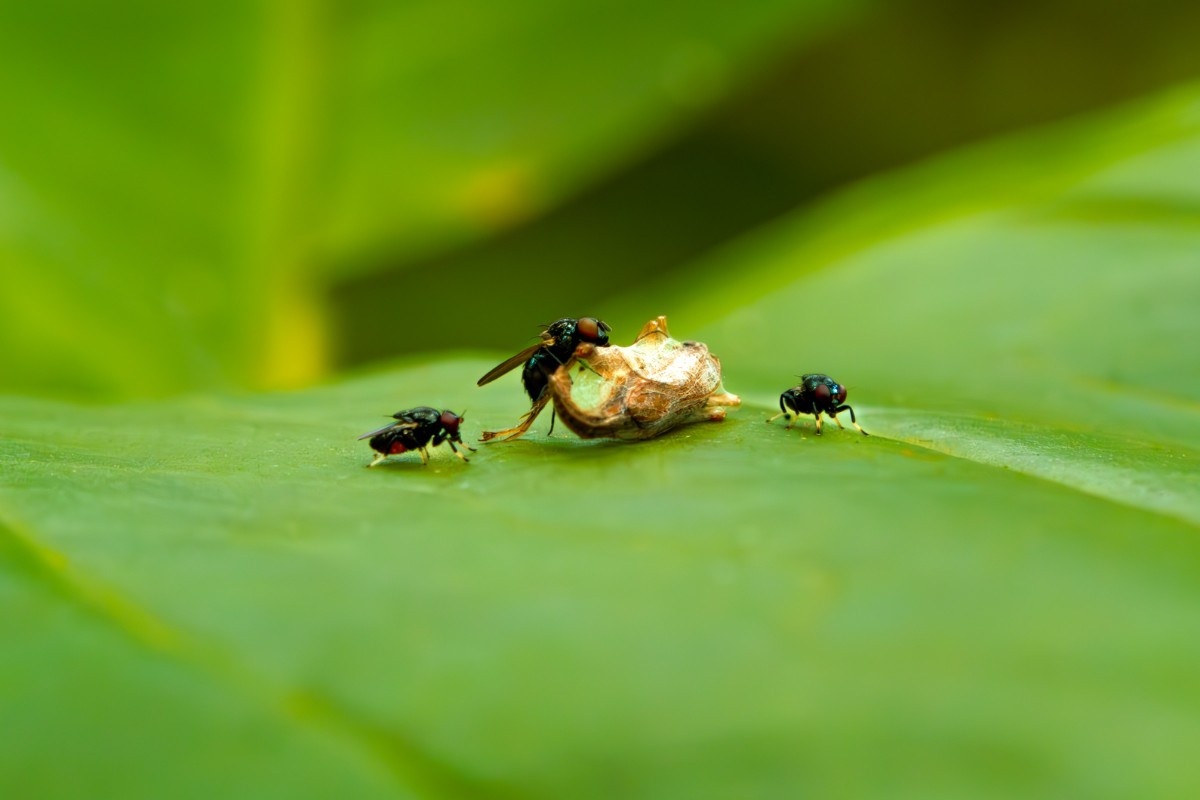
835, 386, 847, 404
813, 383, 832, 402
439, 411, 461, 433
576, 317, 599, 341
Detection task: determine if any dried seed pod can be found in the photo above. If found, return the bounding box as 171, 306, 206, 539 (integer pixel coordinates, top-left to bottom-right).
547, 316, 740, 440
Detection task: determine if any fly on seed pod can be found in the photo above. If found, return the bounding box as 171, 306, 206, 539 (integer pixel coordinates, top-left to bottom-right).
477, 316, 612, 442
546, 315, 740, 440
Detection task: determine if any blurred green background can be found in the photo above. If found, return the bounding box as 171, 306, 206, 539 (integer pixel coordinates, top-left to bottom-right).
3, 2, 1200, 799
4, 0, 1200, 399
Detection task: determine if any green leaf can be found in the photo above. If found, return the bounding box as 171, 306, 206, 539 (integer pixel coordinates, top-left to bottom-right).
4, 84, 1200, 797
2, 359, 1198, 798
0, 0, 852, 400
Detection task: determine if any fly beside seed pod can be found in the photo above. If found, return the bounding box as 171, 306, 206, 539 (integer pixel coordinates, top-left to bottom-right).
547, 315, 740, 440
477, 316, 612, 442
767, 374, 868, 436
358, 407, 475, 466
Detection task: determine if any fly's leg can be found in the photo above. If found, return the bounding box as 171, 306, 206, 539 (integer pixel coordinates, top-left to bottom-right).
446, 439, 471, 463
833, 404, 868, 436
480, 392, 551, 442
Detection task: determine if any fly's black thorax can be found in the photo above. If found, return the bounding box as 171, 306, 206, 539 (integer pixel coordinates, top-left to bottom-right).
542, 319, 579, 354
398, 406, 442, 427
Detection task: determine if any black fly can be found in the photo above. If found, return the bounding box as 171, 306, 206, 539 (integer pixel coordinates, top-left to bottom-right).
358, 407, 475, 466
767, 374, 868, 436
477, 317, 611, 441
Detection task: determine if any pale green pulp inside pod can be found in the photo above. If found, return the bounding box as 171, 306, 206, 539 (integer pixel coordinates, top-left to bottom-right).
562, 359, 614, 411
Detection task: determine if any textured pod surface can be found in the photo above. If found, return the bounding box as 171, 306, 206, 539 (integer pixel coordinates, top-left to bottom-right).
549, 316, 740, 440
